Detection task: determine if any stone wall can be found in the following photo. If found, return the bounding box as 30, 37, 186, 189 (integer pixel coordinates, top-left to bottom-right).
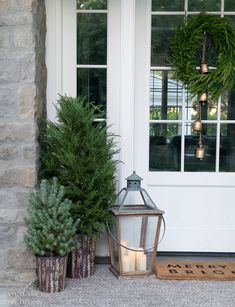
0, 0, 46, 283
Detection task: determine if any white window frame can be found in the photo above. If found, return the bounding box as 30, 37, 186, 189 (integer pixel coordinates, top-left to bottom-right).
134, 0, 235, 188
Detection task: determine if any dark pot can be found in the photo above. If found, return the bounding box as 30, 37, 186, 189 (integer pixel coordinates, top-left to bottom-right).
67, 235, 96, 278
36, 255, 67, 293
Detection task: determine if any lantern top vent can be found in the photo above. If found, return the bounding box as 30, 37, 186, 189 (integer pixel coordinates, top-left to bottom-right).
126, 171, 142, 190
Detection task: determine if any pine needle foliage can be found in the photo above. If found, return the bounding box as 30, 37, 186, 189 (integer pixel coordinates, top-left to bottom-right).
39, 96, 118, 237
169, 13, 235, 100
24, 177, 79, 257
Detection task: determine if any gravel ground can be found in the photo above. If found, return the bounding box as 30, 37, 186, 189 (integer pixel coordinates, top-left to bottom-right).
0, 264, 235, 307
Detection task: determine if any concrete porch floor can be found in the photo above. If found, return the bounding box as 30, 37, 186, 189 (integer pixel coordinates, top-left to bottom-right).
1, 258, 235, 307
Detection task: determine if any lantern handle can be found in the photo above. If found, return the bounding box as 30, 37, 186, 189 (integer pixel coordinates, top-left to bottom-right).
106, 216, 166, 253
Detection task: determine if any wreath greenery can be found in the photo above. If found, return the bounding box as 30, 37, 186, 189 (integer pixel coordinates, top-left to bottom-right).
169, 13, 235, 99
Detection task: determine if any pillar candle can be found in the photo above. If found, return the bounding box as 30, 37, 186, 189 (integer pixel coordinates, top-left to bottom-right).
136, 254, 147, 271
129, 249, 136, 271
135, 248, 144, 270
121, 240, 128, 257
122, 255, 131, 273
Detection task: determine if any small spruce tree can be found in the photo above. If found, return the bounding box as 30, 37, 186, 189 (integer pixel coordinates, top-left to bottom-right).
24, 177, 79, 257
39, 96, 118, 237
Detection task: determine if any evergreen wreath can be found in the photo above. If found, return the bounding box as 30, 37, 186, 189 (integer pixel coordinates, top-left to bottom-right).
169, 13, 235, 99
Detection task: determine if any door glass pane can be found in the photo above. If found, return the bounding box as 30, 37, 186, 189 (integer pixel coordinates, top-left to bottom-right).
77, 0, 107, 10
188, 0, 221, 11
150, 70, 182, 120
224, 0, 234, 11
77, 68, 106, 112
151, 16, 183, 66
149, 123, 181, 171
184, 124, 216, 172
152, 0, 184, 11
77, 13, 107, 65
185, 94, 218, 121
185, 94, 197, 121
220, 124, 235, 172
221, 87, 235, 120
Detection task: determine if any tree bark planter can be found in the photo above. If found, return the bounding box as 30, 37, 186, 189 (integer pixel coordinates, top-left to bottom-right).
36, 255, 68, 293
67, 235, 96, 278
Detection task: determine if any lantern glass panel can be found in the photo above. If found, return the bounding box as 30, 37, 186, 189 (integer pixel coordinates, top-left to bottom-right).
117, 190, 146, 206
109, 216, 119, 271
118, 215, 159, 273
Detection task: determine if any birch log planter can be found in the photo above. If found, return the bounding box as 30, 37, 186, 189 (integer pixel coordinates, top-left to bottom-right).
36, 255, 68, 293
67, 235, 96, 278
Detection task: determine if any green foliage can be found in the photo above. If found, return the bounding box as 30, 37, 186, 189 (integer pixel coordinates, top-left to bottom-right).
24, 178, 79, 257
39, 96, 118, 237
169, 13, 235, 100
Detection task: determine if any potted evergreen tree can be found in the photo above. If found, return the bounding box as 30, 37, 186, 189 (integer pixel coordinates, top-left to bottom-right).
40, 96, 118, 278
24, 177, 79, 292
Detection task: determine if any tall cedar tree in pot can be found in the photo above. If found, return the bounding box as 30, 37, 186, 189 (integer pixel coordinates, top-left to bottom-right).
24, 177, 79, 292
39, 96, 118, 278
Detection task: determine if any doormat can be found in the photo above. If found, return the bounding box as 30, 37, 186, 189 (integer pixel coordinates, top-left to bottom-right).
156, 261, 235, 280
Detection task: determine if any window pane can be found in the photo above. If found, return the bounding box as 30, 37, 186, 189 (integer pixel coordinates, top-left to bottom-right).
185, 94, 218, 121
77, 13, 107, 65
184, 124, 216, 172
152, 0, 184, 11
185, 94, 197, 121
188, 0, 221, 11
221, 88, 235, 120
149, 123, 181, 171
151, 16, 183, 66
77, 0, 107, 10
150, 70, 182, 120
225, 0, 234, 11
77, 68, 106, 113
220, 124, 235, 172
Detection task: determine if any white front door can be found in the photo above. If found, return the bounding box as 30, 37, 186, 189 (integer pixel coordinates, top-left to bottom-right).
46, 0, 235, 253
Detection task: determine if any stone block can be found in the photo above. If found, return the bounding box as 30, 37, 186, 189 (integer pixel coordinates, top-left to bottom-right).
14, 270, 36, 283
7, 248, 36, 269
23, 145, 36, 161
0, 167, 37, 188
0, 270, 15, 282
0, 107, 16, 119
11, 0, 33, 11
18, 85, 36, 119
13, 27, 34, 49
0, 12, 32, 26
0, 224, 16, 245
15, 208, 27, 224
0, 85, 17, 107
0, 209, 17, 223
20, 54, 36, 82
0, 58, 21, 83
16, 226, 27, 244
0, 190, 15, 208
0, 29, 11, 48
0, 145, 18, 160
15, 190, 31, 208
0, 0, 10, 11
0, 249, 4, 269
0, 122, 35, 141
0, 269, 36, 283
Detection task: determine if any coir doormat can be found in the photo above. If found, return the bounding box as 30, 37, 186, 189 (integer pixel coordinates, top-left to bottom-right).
156, 261, 235, 280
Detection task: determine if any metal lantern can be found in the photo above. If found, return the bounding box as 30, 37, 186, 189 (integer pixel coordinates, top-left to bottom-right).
108, 171, 165, 278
